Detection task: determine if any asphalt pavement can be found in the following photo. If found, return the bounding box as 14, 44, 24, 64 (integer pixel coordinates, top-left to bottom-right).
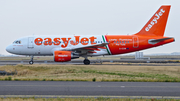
0, 81, 180, 98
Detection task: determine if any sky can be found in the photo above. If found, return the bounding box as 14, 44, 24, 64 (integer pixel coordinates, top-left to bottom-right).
0, 0, 180, 55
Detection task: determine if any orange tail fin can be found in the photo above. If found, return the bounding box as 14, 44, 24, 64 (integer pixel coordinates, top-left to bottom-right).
135, 5, 171, 36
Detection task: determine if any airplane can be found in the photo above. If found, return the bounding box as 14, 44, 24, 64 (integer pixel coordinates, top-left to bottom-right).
6, 5, 175, 65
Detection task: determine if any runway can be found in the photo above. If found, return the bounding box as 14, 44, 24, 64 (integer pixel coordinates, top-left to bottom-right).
0, 81, 180, 98
0, 59, 180, 66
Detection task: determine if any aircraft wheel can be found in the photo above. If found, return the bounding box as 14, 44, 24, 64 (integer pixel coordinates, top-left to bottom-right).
83, 59, 90, 65
29, 61, 34, 65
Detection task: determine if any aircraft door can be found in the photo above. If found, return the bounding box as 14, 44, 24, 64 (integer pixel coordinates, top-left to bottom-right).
28, 37, 34, 48
133, 36, 139, 48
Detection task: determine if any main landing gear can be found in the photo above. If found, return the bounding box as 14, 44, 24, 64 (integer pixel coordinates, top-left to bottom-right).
29, 55, 34, 65
83, 59, 90, 65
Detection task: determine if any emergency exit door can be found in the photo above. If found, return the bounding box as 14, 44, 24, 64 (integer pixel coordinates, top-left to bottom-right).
133, 37, 139, 48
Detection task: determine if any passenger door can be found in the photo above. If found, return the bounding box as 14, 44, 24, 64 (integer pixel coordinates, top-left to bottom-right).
28, 37, 34, 48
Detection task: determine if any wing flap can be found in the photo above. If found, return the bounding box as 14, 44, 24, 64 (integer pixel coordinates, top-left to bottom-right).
71, 42, 108, 50
71, 42, 109, 55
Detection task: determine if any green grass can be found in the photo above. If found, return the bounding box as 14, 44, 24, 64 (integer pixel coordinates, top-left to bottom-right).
0, 64, 180, 82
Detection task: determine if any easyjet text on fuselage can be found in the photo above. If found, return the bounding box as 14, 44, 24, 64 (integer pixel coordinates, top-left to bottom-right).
34, 36, 97, 48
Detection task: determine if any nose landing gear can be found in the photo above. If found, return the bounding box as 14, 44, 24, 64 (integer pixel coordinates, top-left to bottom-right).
29, 55, 34, 65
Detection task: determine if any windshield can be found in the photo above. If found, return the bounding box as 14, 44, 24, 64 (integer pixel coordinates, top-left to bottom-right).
13, 40, 21, 44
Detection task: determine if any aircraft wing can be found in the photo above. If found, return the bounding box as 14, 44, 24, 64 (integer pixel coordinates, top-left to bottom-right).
60, 42, 109, 55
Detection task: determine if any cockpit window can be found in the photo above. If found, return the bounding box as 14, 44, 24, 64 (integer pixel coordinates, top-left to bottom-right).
13, 40, 21, 44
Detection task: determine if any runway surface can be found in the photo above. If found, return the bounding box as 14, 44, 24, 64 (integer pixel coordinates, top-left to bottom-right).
1, 59, 180, 66
0, 81, 180, 98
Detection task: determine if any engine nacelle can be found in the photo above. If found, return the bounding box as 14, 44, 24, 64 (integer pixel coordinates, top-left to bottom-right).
54, 51, 79, 62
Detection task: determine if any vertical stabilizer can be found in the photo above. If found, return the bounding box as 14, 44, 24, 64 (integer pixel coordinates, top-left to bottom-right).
136, 5, 171, 36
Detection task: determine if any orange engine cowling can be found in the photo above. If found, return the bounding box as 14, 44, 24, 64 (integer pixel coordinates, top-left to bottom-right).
54, 51, 72, 62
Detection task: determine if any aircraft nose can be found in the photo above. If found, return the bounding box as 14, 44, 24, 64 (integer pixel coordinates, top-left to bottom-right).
6, 45, 12, 53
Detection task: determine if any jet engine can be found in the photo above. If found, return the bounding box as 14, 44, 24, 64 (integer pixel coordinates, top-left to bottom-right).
54, 51, 79, 62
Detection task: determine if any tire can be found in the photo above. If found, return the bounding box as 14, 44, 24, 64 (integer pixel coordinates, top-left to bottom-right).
29, 61, 34, 65
83, 59, 90, 65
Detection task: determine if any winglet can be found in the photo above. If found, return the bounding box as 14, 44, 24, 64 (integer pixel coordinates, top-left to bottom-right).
135, 5, 171, 36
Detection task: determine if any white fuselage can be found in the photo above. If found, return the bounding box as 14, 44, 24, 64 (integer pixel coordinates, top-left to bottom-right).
6, 35, 108, 56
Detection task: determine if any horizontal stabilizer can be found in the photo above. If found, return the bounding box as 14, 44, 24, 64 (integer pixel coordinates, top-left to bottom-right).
148, 37, 174, 44
149, 37, 173, 42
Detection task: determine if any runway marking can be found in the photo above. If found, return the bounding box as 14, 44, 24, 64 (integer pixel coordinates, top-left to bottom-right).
0, 85, 180, 88
0, 95, 180, 99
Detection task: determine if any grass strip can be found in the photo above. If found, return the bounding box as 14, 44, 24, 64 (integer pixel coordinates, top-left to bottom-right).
0, 64, 180, 82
